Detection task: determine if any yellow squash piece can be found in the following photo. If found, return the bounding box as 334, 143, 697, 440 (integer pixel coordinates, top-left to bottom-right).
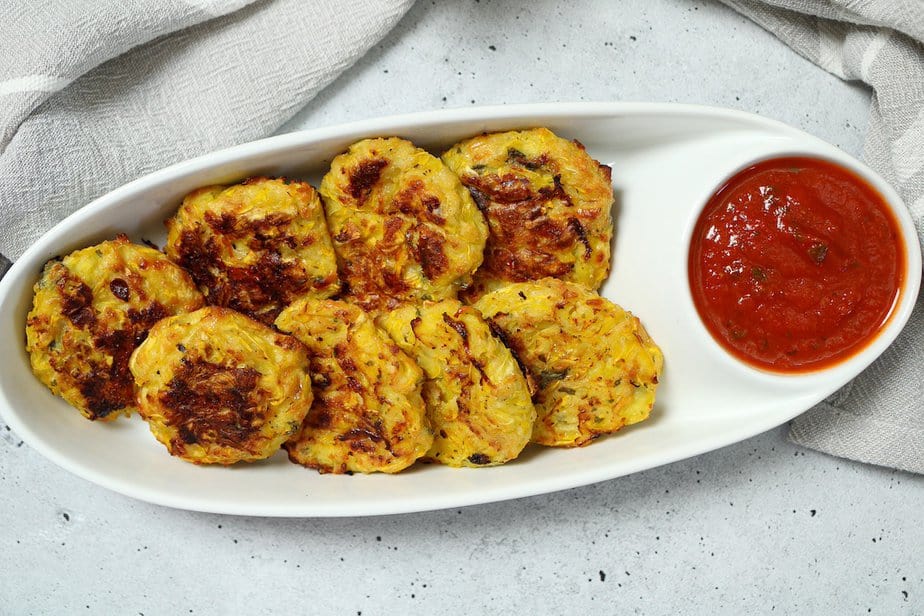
165, 176, 339, 324
320, 137, 488, 310
129, 307, 313, 465
474, 279, 663, 447
275, 297, 431, 474
442, 128, 613, 300
376, 299, 536, 467
26, 235, 204, 421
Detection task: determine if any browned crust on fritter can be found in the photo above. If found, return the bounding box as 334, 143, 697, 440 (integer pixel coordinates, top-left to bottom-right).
334, 175, 453, 306
166, 177, 339, 324
130, 306, 312, 464
321, 138, 487, 311
48, 265, 169, 418
160, 358, 266, 455
442, 129, 613, 300
26, 235, 203, 420
275, 297, 430, 474
464, 170, 585, 281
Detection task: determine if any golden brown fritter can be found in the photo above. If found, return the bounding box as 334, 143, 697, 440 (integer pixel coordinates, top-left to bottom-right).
275, 297, 431, 474
165, 176, 339, 324
25, 235, 205, 421
474, 279, 662, 447
320, 138, 488, 310
129, 306, 312, 465
441, 128, 613, 300
376, 299, 535, 467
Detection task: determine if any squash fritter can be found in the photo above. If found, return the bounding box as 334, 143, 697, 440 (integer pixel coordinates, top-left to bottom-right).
25, 235, 205, 421
320, 138, 488, 310
165, 176, 339, 324
376, 299, 535, 467
275, 297, 431, 474
129, 306, 312, 465
473, 279, 662, 447
441, 128, 613, 300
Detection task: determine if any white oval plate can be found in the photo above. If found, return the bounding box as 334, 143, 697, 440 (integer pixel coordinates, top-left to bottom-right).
0, 103, 920, 517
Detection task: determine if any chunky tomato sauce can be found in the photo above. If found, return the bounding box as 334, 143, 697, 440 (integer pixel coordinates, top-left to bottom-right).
688, 156, 904, 372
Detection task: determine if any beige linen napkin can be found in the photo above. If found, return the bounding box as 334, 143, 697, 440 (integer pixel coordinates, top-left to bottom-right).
720, 0, 924, 472
0, 0, 414, 263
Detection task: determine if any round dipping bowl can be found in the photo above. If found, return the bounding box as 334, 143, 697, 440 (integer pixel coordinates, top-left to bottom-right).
687, 152, 916, 377
682, 148, 920, 393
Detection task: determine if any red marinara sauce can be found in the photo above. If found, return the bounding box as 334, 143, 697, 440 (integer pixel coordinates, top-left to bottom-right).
688, 156, 904, 373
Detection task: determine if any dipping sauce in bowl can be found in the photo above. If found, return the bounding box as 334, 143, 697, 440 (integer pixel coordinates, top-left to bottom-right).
688, 156, 905, 373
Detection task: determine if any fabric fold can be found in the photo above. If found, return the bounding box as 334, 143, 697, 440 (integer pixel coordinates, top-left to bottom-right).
0, 0, 259, 153
0, 0, 415, 261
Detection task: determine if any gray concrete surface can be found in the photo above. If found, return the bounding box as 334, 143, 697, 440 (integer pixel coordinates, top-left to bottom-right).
3, 1, 921, 614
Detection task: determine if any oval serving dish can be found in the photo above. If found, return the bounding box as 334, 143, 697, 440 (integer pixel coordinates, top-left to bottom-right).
0, 103, 920, 517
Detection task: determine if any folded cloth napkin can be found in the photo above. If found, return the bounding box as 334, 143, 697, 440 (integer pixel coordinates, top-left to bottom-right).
720, 0, 924, 473
0, 0, 414, 261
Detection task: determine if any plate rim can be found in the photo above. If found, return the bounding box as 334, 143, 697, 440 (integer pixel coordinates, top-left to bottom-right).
1, 101, 920, 517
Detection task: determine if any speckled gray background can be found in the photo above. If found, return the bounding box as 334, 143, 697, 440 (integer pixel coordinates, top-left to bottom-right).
3, 1, 921, 614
